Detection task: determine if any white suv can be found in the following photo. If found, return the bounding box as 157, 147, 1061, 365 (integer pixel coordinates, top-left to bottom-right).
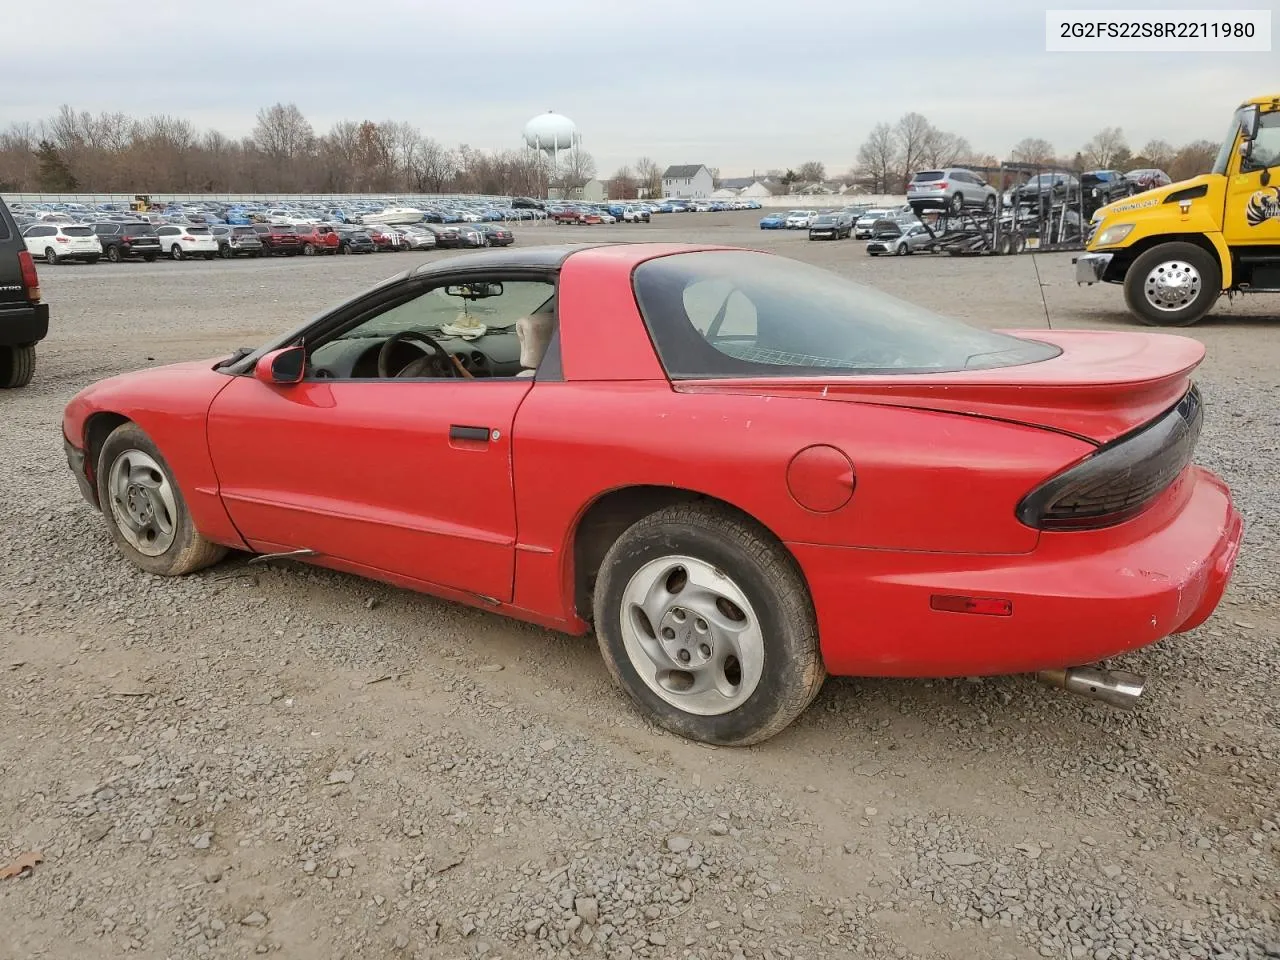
22, 223, 102, 264
784, 209, 818, 229
155, 224, 219, 260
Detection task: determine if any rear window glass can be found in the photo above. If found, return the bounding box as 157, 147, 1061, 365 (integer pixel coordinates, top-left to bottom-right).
913, 171, 944, 181
632, 250, 1060, 378
62, 226, 94, 236
275, 226, 296, 234
187, 226, 211, 235
123, 224, 156, 235
233, 227, 257, 236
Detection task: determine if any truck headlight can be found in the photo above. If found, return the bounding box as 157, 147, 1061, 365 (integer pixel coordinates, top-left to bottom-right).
1094, 223, 1135, 247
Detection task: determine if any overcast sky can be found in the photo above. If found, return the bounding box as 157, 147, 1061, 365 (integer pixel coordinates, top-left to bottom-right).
7, 0, 1275, 177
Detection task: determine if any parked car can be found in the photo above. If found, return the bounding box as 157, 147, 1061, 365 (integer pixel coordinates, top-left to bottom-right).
394, 225, 438, 250
783, 209, 818, 229
294, 223, 341, 256
1123, 168, 1173, 192
456, 224, 490, 247
550, 207, 582, 224
23, 223, 102, 264
867, 222, 934, 256
907, 168, 1000, 214
252, 224, 303, 256
61, 242, 1242, 746
92, 222, 162, 262
1006, 173, 1081, 207
759, 212, 787, 230
334, 226, 376, 254
808, 212, 853, 240
0, 197, 47, 387
364, 224, 404, 251
477, 224, 515, 247
622, 205, 651, 223
155, 224, 218, 260
1080, 170, 1137, 217
853, 209, 890, 239
211, 225, 265, 258
422, 224, 461, 248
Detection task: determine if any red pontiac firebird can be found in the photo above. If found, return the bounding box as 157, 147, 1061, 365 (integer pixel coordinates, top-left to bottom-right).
62, 243, 1243, 745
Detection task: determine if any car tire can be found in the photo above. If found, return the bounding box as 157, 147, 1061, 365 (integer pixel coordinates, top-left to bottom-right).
95, 422, 228, 577
592, 502, 826, 746
949, 193, 964, 215
170, 245, 184, 261
106, 245, 122, 263
984, 195, 997, 214
1123, 242, 1221, 327
896, 242, 909, 256
219, 244, 232, 259
340, 244, 350, 254
0, 343, 36, 388
44, 247, 58, 265
302, 243, 315, 256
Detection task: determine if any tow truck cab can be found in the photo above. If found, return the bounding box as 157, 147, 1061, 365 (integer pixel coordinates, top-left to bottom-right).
1076, 92, 1280, 327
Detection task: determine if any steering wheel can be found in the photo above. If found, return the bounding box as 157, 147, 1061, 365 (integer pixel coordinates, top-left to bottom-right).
376, 330, 461, 379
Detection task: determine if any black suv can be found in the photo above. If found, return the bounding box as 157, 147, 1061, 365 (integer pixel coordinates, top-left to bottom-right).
0, 197, 49, 388
92, 221, 162, 262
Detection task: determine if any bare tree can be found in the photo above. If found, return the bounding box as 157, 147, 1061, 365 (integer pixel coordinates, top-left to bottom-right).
1081, 127, 1129, 168
797, 160, 826, 183
1169, 139, 1218, 180
252, 102, 315, 188
414, 136, 456, 192
921, 130, 973, 169
635, 156, 661, 198
1139, 138, 1175, 169
1009, 137, 1056, 165
895, 112, 932, 187
855, 123, 898, 193
558, 144, 596, 195
611, 165, 637, 199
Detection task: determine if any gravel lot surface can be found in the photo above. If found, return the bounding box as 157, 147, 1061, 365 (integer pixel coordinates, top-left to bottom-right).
3, 211, 1278, 960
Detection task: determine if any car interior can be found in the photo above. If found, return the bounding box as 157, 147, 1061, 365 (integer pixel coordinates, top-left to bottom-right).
304, 278, 558, 380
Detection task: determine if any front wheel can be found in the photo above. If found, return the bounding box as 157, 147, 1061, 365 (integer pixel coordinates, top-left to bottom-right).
0, 344, 35, 388
1123, 242, 1221, 327
592, 503, 825, 746
984, 194, 997, 214
107, 245, 122, 263
896, 242, 909, 256
96, 422, 228, 577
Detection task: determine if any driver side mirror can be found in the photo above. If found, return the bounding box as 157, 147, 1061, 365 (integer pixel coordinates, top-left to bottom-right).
254, 345, 305, 385
1241, 104, 1261, 142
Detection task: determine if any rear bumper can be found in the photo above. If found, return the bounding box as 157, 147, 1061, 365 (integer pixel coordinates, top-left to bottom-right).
1075, 252, 1113, 284
0, 302, 50, 346
793, 466, 1243, 677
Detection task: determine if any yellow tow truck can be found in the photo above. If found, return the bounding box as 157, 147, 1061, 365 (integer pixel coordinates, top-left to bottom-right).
1076, 92, 1280, 326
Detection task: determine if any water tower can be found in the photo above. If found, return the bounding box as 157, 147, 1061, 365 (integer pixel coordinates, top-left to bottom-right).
523, 111, 580, 194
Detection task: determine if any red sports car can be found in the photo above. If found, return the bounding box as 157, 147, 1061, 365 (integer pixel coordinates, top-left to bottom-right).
62, 243, 1243, 745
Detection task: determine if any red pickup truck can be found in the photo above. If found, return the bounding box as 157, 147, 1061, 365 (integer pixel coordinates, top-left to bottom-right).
293, 223, 341, 255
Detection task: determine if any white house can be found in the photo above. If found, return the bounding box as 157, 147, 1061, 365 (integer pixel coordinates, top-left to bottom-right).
661, 164, 714, 199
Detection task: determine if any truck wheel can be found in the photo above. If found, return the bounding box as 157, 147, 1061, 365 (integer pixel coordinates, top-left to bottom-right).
592, 502, 826, 746
0, 344, 35, 388
1123, 242, 1221, 327
96, 422, 228, 577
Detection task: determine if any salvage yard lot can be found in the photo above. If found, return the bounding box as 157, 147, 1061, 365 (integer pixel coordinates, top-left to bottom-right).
2, 210, 1278, 959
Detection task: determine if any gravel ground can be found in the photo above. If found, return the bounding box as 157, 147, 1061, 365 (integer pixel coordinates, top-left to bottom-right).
2, 211, 1278, 960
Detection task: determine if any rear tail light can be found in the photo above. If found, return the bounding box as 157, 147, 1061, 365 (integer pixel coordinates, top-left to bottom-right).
55, 236, 69, 242
935, 182, 949, 190
181, 235, 195, 241
1017, 385, 1203, 531
18, 251, 40, 302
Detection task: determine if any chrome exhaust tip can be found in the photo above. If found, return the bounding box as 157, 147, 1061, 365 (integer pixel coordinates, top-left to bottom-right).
1036, 666, 1146, 709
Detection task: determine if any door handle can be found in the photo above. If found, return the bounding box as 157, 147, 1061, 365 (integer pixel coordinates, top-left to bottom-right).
449, 425, 490, 442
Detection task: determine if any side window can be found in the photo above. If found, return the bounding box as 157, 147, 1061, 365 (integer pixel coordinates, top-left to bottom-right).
682, 279, 758, 341
1245, 111, 1280, 169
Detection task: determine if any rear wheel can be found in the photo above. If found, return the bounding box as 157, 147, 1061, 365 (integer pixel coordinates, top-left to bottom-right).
1123, 242, 1221, 327
219, 244, 232, 259
302, 243, 315, 256
592, 503, 825, 746
984, 194, 997, 214
106, 245, 122, 263
96, 422, 228, 577
44, 247, 58, 264
170, 245, 184, 261
0, 344, 35, 388
949, 192, 964, 214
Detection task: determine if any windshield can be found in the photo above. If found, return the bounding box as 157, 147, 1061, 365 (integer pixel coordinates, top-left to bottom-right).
1212, 106, 1246, 175
632, 250, 1060, 377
